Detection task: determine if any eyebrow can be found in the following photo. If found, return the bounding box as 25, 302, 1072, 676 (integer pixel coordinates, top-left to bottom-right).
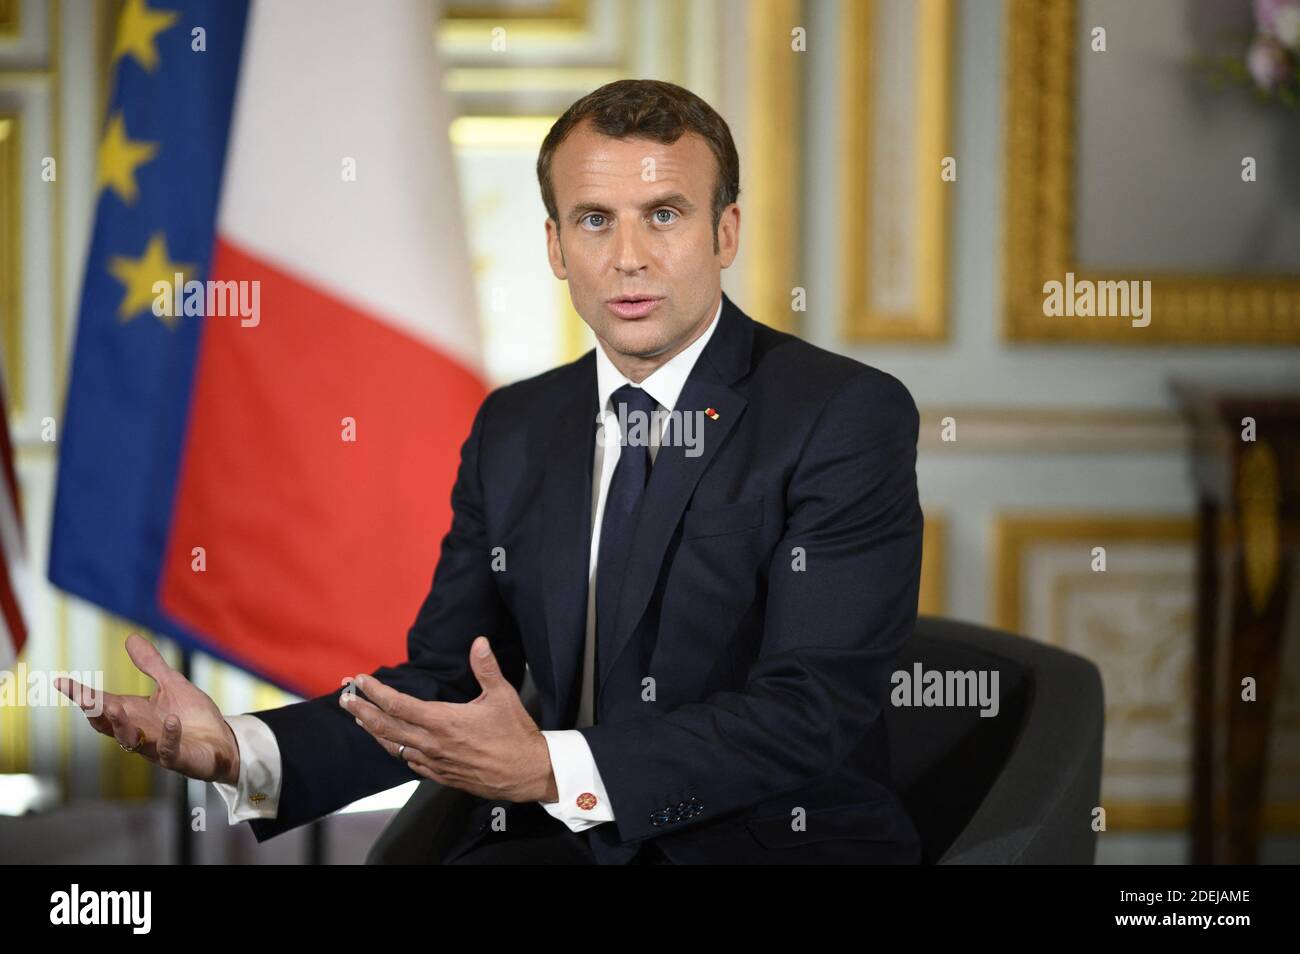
565, 192, 697, 225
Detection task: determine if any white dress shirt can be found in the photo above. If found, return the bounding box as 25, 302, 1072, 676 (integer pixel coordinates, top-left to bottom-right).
213, 296, 723, 835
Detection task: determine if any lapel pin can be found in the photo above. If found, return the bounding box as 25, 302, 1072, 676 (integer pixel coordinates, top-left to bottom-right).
704, 407, 720, 420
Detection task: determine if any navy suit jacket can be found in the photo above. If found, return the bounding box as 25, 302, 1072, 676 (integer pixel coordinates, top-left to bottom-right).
247, 291, 925, 864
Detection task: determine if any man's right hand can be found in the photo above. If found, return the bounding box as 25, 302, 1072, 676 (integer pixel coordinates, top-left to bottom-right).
56, 633, 241, 785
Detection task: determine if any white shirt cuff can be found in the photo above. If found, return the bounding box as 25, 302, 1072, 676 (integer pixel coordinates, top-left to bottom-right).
537, 729, 614, 832
211, 714, 282, 823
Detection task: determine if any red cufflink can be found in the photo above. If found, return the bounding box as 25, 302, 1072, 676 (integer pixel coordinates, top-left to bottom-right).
576, 792, 598, 811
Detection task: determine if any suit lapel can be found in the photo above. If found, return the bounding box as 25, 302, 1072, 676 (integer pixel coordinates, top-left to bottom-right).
540, 354, 598, 727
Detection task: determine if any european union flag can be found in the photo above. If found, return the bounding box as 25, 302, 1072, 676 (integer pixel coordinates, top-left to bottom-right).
49, 0, 250, 653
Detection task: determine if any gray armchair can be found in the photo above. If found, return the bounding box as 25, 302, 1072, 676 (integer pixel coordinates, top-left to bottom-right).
888, 616, 1104, 863
365, 615, 1104, 864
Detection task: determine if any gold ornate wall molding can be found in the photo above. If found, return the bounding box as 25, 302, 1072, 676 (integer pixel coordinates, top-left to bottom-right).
743, 0, 802, 335
992, 512, 1300, 832
919, 511, 945, 616
1003, 0, 1300, 344
446, 0, 589, 22
993, 513, 1194, 633
0, 113, 21, 410
440, 0, 633, 101
0, 0, 20, 37
1237, 442, 1281, 616
442, 0, 602, 50
839, 0, 952, 341
918, 406, 1188, 452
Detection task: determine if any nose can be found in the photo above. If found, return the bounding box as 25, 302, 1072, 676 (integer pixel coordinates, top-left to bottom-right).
612, 219, 648, 275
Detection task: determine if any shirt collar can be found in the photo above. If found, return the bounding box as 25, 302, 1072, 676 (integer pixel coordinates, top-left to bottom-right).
594, 296, 723, 414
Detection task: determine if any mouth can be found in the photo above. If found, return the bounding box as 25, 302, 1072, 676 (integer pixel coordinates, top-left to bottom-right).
605, 295, 664, 320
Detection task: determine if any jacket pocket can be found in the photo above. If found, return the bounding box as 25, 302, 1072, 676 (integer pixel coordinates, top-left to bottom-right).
744, 797, 897, 848
681, 495, 765, 539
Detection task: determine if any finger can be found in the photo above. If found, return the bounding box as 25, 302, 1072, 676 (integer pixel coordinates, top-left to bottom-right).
103, 700, 145, 752
369, 732, 407, 760
407, 760, 455, 786
397, 749, 464, 787
355, 711, 461, 783
125, 633, 176, 689
103, 702, 130, 745
351, 674, 423, 723
468, 637, 509, 694
105, 712, 160, 763
56, 675, 104, 711
106, 718, 144, 755
56, 678, 115, 734
157, 713, 182, 768
413, 752, 464, 781
346, 696, 429, 753
356, 677, 459, 727
365, 723, 426, 768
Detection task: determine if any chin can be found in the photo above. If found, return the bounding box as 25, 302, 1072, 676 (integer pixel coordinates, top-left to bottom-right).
604, 321, 669, 357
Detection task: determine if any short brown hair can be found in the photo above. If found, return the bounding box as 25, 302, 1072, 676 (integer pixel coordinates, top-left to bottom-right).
536, 79, 740, 250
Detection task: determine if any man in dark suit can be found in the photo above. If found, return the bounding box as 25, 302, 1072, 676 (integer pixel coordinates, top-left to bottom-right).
59, 79, 924, 865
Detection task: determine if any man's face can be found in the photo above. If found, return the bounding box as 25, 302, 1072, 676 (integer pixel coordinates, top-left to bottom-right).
544, 121, 740, 375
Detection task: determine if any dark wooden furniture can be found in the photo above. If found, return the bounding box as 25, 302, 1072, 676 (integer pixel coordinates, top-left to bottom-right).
1173, 380, 1300, 864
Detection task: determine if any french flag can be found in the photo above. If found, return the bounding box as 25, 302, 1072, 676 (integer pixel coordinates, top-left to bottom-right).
50, 0, 486, 696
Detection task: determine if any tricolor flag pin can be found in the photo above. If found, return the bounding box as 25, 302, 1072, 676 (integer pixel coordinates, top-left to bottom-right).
704, 407, 720, 420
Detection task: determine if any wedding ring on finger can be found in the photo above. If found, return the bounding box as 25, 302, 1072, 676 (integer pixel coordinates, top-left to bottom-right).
119, 727, 146, 753
396, 743, 406, 761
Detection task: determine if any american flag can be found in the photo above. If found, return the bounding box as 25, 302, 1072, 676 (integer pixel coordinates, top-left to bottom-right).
0, 365, 27, 668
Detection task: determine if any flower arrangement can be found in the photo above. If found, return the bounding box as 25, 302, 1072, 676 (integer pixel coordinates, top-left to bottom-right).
1204, 0, 1300, 109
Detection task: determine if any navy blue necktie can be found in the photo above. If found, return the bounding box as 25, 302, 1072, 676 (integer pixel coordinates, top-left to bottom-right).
593, 383, 659, 720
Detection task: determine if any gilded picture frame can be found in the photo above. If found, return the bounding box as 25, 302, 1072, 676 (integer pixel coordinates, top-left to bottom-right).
839, 0, 953, 342
1003, 0, 1300, 344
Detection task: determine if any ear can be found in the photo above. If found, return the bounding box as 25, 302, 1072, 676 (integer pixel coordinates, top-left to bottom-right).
545, 218, 568, 279
717, 203, 740, 269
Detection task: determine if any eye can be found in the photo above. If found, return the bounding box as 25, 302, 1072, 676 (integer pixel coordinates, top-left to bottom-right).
652, 208, 678, 225
580, 213, 607, 230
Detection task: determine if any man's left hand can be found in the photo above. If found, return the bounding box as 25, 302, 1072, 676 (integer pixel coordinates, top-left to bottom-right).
340, 636, 558, 804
